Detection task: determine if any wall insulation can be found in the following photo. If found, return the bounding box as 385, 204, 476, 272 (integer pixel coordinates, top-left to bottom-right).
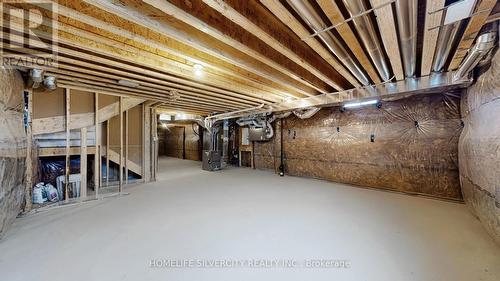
0, 67, 26, 237
459, 51, 500, 244
254, 92, 463, 200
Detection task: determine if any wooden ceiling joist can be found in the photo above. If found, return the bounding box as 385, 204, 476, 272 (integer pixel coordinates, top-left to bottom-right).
37, 1, 311, 99
58, 81, 223, 113
369, 0, 404, 81
51, 72, 246, 110
315, 0, 382, 84
197, 0, 348, 90
3, 12, 283, 104
82, 0, 329, 94
47, 69, 253, 108
259, 0, 361, 88
448, 0, 497, 70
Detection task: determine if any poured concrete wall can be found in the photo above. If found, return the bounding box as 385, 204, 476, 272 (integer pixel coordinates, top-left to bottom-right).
254, 92, 463, 200
459, 51, 500, 244
0, 67, 26, 238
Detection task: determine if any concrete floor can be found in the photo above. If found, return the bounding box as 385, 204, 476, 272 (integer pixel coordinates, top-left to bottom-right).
0, 157, 499, 281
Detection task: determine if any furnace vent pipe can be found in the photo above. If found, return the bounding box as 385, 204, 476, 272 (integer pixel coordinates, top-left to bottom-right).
292, 107, 320, 119
341, 0, 391, 81
453, 30, 497, 81
286, 0, 371, 86
395, 0, 418, 77
28, 69, 44, 89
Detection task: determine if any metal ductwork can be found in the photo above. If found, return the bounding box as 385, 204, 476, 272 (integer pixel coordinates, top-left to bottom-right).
453, 30, 497, 81
236, 115, 274, 140
286, 0, 371, 86
432, 22, 461, 72
27, 69, 44, 89
395, 0, 418, 77
292, 107, 320, 119
43, 76, 57, 91
341, 0, 391, 81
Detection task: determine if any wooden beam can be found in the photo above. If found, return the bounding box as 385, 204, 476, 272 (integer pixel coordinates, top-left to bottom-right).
143, 103, 151, 182
421, 0, 445, 76
316, 0, 381, 83
119, 96, 123, 192
58, 81, 220, 114
38, 146, 96, 157
125, 110, 129, 184
448, 0, 497, 70
32, 95, 143, 135
25, 90, 33, 211
259, 0, 360, 88
80, 127, 87, 198
47, 68, 253, 108
65, 88, 70, 201
51, 74, 242, 110
102, 147, 142, 176
370, 0, 404, 80
52, 0, 319, 97
82, 0, 331, 93
47, 2, 310, 98
198, 0, 346, 90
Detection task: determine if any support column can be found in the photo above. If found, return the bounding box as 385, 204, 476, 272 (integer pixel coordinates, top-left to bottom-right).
80, 127, 87, 198
119, 96, 123, 192
94, 93, 100, 195
106, 120, 109, 187
64, 88, 70, 201
125, 109, 129, 184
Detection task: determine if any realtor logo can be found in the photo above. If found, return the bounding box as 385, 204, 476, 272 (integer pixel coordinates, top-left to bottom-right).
1, 0, 58, 68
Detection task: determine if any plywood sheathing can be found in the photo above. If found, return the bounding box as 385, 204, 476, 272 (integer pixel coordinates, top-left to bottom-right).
254, 92, 463, 200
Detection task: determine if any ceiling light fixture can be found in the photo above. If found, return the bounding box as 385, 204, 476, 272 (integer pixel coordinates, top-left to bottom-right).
193, 64, 204, 78
343, 99, 378, 108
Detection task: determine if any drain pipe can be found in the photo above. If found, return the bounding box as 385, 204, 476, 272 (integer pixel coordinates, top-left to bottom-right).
341, 0, 391, 81
292, 107, 320, 119
286, 0, 371, 86
395, 0, 418, 77
453, 30, 497, 81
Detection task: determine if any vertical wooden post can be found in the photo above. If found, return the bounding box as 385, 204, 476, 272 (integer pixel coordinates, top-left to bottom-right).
125, 109, 129, 184
106, 120, 109, 187
65, 88, 70, 201
119, 96, 123, 192
151, 107, 157, 181
141, 103, 146, 182
80, 127, 87, 198
94, 93, 100, 196
25, 90, 33, 211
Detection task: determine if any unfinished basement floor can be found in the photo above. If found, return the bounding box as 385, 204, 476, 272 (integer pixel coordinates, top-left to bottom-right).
0, 157, 499, 281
